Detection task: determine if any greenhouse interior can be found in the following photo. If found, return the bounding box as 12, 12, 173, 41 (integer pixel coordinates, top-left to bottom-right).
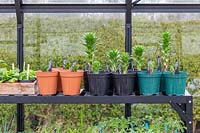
0, 0, 199, 133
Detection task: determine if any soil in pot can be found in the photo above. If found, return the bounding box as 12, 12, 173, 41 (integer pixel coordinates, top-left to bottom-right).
112, 71, 136, 96
36, 71, 58, 96
88, 72, 111, 96
163, 72, 187, 96
60, 70, 83, 96
138, 71, 162, 95
19, 79, 36, 83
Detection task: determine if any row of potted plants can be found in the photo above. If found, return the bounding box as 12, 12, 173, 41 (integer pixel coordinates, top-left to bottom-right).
82, 32, 188, 96
36, 59, 83, 96
0, 32, 188, 96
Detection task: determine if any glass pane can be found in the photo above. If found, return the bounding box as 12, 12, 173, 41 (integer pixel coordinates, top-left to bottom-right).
24, 13, 125, 70
23, 0, 125, 4
0, 14, 17, 67
139, 0, 200, 4
132, 13, 200, 78
0, 0, 14, 4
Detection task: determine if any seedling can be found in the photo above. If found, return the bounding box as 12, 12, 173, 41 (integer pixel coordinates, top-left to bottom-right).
160, 32, 171, 71
41, 64, 48, 72
148, 59, 155, 74
0, 63, 19, 83
41, 59, 52, 72
63, 58, 70, 70
107, 49, 121, 72
92, 60, 101, 74
19, 63, 36, 81
120, 52, 130, 74
169, 65, 175, 75
133, 45, 145, 71
169, 60, 179, 75
83, 32, 97, 65
71, 60, 78, 72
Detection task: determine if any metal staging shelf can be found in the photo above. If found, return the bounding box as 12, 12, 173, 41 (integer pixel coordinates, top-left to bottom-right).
0, 92, 193, 133
0, 0, 194, 132
0, 92, 192, 104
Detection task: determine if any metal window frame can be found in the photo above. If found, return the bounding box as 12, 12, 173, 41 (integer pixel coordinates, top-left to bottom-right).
0, 0, 195, 132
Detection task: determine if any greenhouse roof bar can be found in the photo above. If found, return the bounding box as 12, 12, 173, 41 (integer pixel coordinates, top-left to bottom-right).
1, 2, 200, 13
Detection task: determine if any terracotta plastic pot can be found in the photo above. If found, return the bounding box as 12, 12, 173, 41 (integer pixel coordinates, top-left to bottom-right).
36, 71, 58, 96
52, 68, 64, 92
60, 70, 83, 96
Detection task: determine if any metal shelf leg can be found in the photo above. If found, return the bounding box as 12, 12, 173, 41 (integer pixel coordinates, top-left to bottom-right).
17, 103, 24, 132
125, 103, 132, 118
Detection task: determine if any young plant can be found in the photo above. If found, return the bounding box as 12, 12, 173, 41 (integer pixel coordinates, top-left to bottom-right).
0, 63, 19, 83
40, 59, 53, 72
169, 65, 175, 75
82, 32, 97, 65
70, 61, 78, 72
41, 64, 48, 72
92, 60, 101, 74
148, 60, 155, 74
120, 52, 130, 74
107, 49, 121, 73
160, 32, 171, 71
63, 59, 70, 70
19, 63, 36, 81
133, 45, 145, 71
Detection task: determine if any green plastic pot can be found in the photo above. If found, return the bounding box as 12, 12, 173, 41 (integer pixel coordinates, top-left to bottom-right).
138, 71, 162, 95
163, 72, 187, 96
160, 71, 170, 93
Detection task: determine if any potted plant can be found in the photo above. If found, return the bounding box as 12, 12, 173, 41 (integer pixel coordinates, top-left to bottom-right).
163, 60, 187, 96
160, 32, 171, 92
161, 32, 171, 72
138, 59, 162, 95
60, 60, 83, 96
88, 60, 111, 96
82, 32, 97, 92
36, 59, 58, 96
108, 50, 136, 96
19, 63, 36, 83
133, 45, 145, 95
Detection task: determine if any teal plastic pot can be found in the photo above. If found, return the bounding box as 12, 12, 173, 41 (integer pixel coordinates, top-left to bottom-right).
160, 71, 170, 93
163, 72, 187, 96
138, 71, 162, 95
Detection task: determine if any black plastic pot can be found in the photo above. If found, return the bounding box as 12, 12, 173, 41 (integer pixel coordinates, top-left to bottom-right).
84, 71, 89, 92
88, 72, 111, 96
112, 72, 136, 96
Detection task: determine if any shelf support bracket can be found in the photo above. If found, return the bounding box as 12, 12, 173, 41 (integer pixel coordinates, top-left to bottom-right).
170, 97, 193, 133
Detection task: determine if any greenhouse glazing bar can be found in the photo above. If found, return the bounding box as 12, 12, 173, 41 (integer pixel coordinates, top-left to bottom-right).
0, 0, 195, 132
2, 4, 200, 13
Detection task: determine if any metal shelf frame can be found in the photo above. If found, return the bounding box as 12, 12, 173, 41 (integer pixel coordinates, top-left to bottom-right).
0, 0, 195, 132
